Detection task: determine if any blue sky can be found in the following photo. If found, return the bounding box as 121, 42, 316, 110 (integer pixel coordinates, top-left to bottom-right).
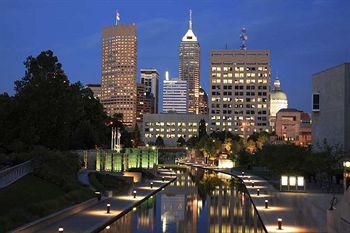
1, 0, 349, 112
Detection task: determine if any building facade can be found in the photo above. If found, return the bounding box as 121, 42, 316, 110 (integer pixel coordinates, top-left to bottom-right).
100, 24, 137, 127
209, 50, 271, 137
179, 10, 200, 114
142, 113, 208, 147
198, 87, 208, 115
162, 78, 188, 113
86, 84, 102, 100
141, 69, 159, 113
312, 63, 350, 153
275, 108, 312, 146
136, 83, 151, 123
270, 76, 288, 131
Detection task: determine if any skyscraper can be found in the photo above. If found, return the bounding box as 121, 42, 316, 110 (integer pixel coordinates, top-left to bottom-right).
141, 69, 159, 113
136, 83, 151, 123
198, 87, 208, 115
179, 10, 200, 114
209, 50, 271, 136
162, 72, 188, 114
269, 75, 288, 131
100, 22, 137, 127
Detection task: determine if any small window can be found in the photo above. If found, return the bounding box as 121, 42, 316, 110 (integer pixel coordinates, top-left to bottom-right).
312, 93, 320, 112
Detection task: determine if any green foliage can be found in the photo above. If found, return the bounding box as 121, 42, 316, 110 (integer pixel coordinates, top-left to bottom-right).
177, 136, 186, 147
155, 136, 165, 147
132, 124, 142, 147
88, 172, 130, 192
128, 168, 156, 180
0, 50, 109, 151
198, 118, 207, 139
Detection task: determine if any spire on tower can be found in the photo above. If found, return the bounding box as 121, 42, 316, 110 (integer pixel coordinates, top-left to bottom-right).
240, 27, 248, 50
115, 10, 120, 25
189, 9, 192, 30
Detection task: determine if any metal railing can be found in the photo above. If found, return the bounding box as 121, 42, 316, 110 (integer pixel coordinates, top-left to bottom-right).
0, 160, 32, 189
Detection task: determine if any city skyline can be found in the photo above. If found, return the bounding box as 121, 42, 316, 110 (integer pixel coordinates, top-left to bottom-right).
1, 0, 350, 112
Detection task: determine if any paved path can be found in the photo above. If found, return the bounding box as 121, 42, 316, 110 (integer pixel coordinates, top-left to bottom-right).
19, 174, 175, 233
183, 162, 336, 233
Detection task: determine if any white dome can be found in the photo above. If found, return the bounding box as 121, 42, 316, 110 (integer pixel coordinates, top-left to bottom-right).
271, 91, 288, 101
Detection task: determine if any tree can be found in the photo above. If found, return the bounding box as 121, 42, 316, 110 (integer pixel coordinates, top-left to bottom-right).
198, 119, 207, 139
132, 124, 142, 148
0, 50, 109, 151
177, 136, 186, 147
155, 136, 165, 147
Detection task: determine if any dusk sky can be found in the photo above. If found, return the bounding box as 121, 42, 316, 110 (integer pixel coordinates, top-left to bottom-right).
1, 0, 349, 112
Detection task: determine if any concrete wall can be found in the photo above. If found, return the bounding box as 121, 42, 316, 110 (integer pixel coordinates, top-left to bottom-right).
312, 63, 349, 151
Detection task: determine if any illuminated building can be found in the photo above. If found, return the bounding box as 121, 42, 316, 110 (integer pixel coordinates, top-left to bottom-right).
100, 22, 137, 127
198, 87, 209, 114
269, 75, 288, 131
136, 83, 151, 123
179, 10, 200, 114
162, 74, 188, 113
141, 69, 159, 113
85, 84, 101, 100
312, 63, 350, 153
275, 108, 312, 146
142, 113, 208, 147
209, 50, 271, 136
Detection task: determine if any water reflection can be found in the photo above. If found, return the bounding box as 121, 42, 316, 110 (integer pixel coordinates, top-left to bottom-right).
101, 168, 265, 233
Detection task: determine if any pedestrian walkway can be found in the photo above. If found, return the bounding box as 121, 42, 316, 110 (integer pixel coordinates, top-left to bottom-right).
183, 162, 335, 233
16, 175, 175, 233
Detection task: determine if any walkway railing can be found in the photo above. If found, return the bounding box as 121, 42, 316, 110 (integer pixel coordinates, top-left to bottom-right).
0, 160, 32, 189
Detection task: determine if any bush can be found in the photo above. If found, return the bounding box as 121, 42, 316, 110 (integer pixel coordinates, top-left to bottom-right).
128, 168, 155, 180
88, 173, 129, 192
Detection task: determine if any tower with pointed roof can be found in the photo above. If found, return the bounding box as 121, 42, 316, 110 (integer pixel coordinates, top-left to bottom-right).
179, 10, 201, 114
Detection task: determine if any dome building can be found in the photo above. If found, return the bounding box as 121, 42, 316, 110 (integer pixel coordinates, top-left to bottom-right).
270, 75, 288, 131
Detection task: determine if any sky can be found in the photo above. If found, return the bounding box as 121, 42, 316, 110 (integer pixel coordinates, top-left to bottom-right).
1, 0, 350, 112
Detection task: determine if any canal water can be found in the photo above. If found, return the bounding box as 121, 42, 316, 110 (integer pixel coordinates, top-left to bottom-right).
100, 167, 266, 233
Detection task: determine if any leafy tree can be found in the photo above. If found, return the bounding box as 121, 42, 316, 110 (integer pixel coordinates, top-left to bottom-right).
198, 119, 207, 139
132, 124, 142, 148
155, 136, 165, 147
177, 136, 186, 147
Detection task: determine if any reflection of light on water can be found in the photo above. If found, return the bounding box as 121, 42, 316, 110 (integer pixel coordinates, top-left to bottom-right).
197, 199, 203, 215
162, 216, 167, 233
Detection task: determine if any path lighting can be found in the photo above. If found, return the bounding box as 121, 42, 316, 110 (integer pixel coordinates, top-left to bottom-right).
248, 176, 251, 180
241, 171, 245, 177
133, 190, 137, 198
265, 200, 269, 209
150, 182, 153, 189
58, 227, 64, 233
343, 161, 350, 168
277, 218, 283, 230
106, 226, 111, 230
95, 191, 101, 201
106, 204, 111, 214
257, 189, 260, 196
162, 177, 165, 182
133, 207, 137, 211
252, 181, 255, 187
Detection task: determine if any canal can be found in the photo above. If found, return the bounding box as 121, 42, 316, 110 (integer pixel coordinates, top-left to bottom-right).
100, 167, 266, 233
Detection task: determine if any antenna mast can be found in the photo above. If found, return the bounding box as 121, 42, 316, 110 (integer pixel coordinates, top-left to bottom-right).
115, 10, 120, 25
189, 9, 192, 30
240, 27, 248, 50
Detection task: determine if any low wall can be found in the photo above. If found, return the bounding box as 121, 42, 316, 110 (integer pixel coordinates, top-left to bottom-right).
0, 160, 32, 189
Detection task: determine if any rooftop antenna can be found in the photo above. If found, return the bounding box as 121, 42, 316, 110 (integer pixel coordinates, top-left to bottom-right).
189, 9, 192, 30
115, 10, 120, 25
225, 43, 228, 50
165, 71, 169, 81
240, 27, 248, 50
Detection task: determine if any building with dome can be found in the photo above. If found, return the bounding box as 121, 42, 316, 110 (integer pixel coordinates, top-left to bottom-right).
270, 76, 288, 131
179, 10, 200, 114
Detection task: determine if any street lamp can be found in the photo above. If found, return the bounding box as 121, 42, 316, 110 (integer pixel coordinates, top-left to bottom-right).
257, 188, 260, 196
277, 218, 283, 230
133, 190, 137, 198
251, 181, 255, 187
95, 191, 101, 201
265, 200, 269, 209
58, 227, 64, 233
106, 203, 111, 214
150, 182, 153, 189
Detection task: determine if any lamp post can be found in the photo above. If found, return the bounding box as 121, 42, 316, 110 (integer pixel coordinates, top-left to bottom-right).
133, 190, 137, 198
257, 188, 260, 196
106, 203, 111, 214
95, 191, 101, 201
162, 177, 165, 182
241, 171, 245, 177
277, 218, 283, 230
251, 181, 255, 187
58, 227, 64, 233
265, 200, 269, 209
150, 182, 153, 189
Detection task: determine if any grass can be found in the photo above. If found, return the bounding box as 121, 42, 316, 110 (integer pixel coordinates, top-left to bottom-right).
0, 174, 94, 232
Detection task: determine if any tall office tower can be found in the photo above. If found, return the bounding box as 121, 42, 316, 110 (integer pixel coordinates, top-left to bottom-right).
198, 87, 208, 114
269, 75, 288, 131
179, 10, 200, 114
209, 50, 271, 137
100, 21, 137, 127
140, 69, 159, 113
163, 73, 188, 113
136, 83, 151, 123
